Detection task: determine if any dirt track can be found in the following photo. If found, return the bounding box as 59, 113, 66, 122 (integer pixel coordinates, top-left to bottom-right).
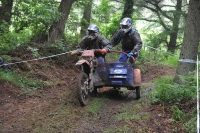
0, 60, 178, 133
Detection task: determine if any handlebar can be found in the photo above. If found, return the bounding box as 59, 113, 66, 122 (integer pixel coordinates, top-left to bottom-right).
71, 49, 107, 56
71, 49, 135, 62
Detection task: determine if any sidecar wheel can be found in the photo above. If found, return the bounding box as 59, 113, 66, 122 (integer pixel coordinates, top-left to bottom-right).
135, 86, 141, 100
77, 72, 90, 106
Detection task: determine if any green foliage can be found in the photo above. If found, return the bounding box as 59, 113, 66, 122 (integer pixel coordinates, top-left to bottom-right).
0, 30, 31, 54
12, 0, 61, 38
27, 46, 40, 58
160, 55, 178, 67
92, 0, 112, 23
183, 115, 196, 133
0, 70, 43, 90
172, 105, 185, 121
98, 12, 122, 39
150, 73, 196, 105
139, 46, 179, 67
144, 30, 168, 48
91, 0, 123, 39
171, 105, 196, 132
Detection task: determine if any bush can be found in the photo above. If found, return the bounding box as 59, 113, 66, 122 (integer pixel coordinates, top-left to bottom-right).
0, 31, 31, 54
150, 73, 196, 105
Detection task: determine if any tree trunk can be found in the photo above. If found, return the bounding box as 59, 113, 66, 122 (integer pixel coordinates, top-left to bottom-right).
168, 33, 178, 53
48, 0, 75, 44
167, 0, 182, 53
80, 0, 93, 38
175, 0, 200, 83
0, 0, 13, 33
121, 0, 134, 19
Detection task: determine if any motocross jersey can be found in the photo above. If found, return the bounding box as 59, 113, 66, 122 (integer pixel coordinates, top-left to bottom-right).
108, 28, 143, 54
77, 35, 110, 57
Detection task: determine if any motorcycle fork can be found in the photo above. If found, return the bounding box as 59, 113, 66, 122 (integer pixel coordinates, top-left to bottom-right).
81, 65, 94, 93
88, 68, 94, 92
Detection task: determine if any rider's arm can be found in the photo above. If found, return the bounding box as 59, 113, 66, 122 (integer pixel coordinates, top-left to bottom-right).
77, 37, 87, 51
104, 29, 123, 50
130, 30, 143, 54
99, 36, 110, 49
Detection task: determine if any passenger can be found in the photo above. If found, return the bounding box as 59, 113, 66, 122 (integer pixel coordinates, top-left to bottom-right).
104, 17, 143, 64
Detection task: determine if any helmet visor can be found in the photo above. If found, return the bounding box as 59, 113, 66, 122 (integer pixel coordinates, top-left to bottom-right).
120, 25, 131, 33
87, 30, 98, 40
88, 30, 97, 36
121, 25, 129, 29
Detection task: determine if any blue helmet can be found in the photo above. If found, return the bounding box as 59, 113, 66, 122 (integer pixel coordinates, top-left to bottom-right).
87, 24, 99, 33
120, 17, 132, 33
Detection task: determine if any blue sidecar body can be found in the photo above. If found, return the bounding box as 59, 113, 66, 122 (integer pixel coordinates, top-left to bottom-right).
94, 62, 135, 87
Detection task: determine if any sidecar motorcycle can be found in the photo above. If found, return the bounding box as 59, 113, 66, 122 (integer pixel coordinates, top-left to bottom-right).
71, 49, 141, 106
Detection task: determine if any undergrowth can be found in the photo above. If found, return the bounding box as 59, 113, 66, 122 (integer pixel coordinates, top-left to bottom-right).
138, 48, 179, 67
0, 69, 43, 89
150, 75, 196, 105
150, 72, 197, 132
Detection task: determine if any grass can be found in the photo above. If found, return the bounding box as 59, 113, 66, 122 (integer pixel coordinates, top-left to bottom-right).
104, 125, 131, 133
116, 103, 142, 122
160, 55, 178, 67
0, 69, 43, 89
86, 97, 109, 115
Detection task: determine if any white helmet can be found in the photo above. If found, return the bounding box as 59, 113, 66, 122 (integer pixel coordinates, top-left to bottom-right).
120, 17, 133, 33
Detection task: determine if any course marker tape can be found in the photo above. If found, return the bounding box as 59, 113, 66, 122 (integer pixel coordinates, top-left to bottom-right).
143, 44, 177, 56
0, 51, 73, 67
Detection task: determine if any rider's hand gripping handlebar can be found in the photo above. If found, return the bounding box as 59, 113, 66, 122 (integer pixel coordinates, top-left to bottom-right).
71, 50, 80, 56
94, 49, 107, 54
71, 49, 107, 56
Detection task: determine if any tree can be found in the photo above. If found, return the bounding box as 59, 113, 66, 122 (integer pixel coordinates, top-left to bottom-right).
0, 0, 13, 33
48, 0, 75, 44
121, 0, 134, 20
135, 0, 187, 53
175, 0, 200, 83
80, 0, 93, 38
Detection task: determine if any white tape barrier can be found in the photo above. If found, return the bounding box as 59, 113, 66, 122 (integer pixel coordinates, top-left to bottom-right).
0, 44, 177, 67
179, 59, 200, 64
0, 51, 73, 67
143, 44, 177, 56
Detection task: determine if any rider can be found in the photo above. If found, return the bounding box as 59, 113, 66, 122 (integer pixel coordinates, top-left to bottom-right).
73, 24, 110, 63
104, 17, 143, 64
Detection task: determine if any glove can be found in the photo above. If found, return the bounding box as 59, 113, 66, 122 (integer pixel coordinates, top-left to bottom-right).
127, 52, 133, 58
102, 48, 110, 52
103, 45, 112, 52
71, 50, 79, 56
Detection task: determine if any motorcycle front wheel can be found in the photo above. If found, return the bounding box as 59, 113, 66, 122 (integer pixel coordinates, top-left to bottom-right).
77, 72, 90, 106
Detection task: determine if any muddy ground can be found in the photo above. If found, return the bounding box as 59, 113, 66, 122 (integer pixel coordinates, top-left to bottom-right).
0, 55, 181, 133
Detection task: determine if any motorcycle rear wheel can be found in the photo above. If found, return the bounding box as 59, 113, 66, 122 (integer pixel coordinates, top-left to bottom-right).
77, 72, 90, 106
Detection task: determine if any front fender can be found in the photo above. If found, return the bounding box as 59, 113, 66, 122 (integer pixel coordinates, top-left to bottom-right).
75, 60, 90, 66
